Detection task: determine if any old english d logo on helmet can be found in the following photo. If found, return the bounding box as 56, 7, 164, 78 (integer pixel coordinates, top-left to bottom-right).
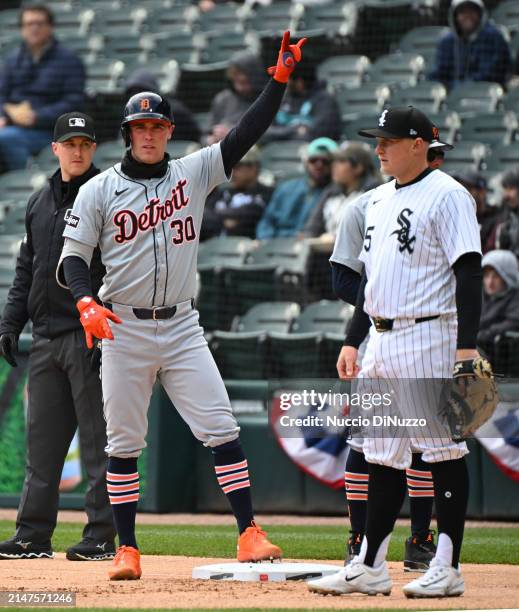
140, 98, 151, 111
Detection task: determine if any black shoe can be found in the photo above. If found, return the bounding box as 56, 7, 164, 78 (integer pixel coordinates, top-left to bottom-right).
344, 531, 363, 565
404, 530, 436, 572
66, 538, 116, 561
0, 537, 53, 559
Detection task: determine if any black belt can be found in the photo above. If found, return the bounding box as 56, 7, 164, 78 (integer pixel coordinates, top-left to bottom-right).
373, 315, 440, 333
104, 300, 194, 320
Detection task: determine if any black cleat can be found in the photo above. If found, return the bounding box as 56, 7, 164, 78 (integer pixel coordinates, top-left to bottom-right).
0, 537, 54, 559
66, 538, 116, 561
404, 530, 436, 572
344, 531, 363, 565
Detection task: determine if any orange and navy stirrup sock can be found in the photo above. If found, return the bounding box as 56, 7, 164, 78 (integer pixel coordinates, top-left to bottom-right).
107, 457, 139, 549
213, 439, 253, 534
344, 448, 369, 534
407, 453, 435, 540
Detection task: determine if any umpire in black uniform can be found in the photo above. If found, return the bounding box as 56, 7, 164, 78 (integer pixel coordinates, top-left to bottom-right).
0, 112, 115, 560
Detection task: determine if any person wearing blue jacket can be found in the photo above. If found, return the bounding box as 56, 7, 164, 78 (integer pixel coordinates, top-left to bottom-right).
0, 4, 85, 171
429, 0, 511, 90
256, 137, 337, 239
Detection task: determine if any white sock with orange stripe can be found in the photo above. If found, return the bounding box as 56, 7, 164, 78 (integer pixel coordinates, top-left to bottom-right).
107, 457, 139, 549
212, 439, 254, 533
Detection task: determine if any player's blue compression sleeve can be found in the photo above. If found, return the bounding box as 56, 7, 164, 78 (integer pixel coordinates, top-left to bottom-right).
453, 251, 482, 349
331, 262, 361, 306
344, 271, 371, 348
63, 255, 93, 302
220, 79, 286, 175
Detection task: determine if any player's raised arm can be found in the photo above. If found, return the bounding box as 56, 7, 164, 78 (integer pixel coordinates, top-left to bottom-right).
219, 31, 307, 176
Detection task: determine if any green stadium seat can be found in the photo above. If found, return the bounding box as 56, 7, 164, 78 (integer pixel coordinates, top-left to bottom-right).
458, 112, 518, 146
0, 171, 47, 204
147, 5, 199, 33
320, 332, 344, 378
316, 55, 371, 91
492, 0, 519, 34
209, 330, 268, 379
176, 62, 229, 113
445, 82, 504, 117
397, 26, 449, 67
335, 84, 391, 123
196, 3, 246, 33
141, 31, 200, 65
441, 141, 488, 173
367, 52, 425, 87
0, 10, 23, 39
234, 301, 300, 333
0, 203, 27, 236
167, 140, 201, 159
298, 2, 358, 38
260, 141, 305, 183
55, 8, 94, 37
267, 331, 323, 378
196, 236, 253, 331
199, 30, 256, 64
93, 140, 125, 170
102, 32, 145, 64
483, 142, 519, 173
389, 81, 447, 114
493, 331, 519, 377
245, 2, 299, 37
85, 59, 125, 95
501, 87, 519, 113
426, 111, 461, 144
293, 300, 354, 335
92, 7, 147, 35
0, 235, 23, 266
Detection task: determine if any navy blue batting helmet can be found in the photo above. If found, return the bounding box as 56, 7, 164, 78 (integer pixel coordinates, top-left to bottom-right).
120, 91, 173, 146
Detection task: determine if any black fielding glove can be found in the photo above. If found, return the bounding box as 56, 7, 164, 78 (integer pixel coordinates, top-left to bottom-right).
0, 332, 19, 367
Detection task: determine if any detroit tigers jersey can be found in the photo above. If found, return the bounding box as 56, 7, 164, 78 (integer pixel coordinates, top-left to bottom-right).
62, 143, 227, 307
330, 189, 374, 274
358, 169, 481, 320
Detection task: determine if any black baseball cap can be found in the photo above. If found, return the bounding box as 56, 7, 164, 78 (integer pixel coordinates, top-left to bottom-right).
358, 106, 437, 142
53, 112, 96, 143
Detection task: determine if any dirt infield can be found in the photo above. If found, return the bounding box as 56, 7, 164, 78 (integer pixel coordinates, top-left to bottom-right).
1, 554, 518, 610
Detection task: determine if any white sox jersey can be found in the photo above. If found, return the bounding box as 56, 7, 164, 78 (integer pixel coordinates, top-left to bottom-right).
61, 143, 227, 307
359, 170, 481, 320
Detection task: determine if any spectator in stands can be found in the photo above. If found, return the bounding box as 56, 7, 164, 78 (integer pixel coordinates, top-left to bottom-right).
477, 249, 519, 363
452, 170, 500, 253
124, 70, 201, 143
0, 4, 85, 171
256, 137, 337, 239
261, 61, 341, 144
303, 142, 382, 239
0, 112, 115, 561
495, 169, 519, 257
429, 0, 511, 90
207, 52, 267, 145
201, 146, 272, 240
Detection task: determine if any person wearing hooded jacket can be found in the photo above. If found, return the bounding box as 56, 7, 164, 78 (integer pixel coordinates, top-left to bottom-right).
207, 51, 267, 144
477, 249, 519, 364
123, 69, 201, 143
429, 0, 511, 90
0, 112, 115, 562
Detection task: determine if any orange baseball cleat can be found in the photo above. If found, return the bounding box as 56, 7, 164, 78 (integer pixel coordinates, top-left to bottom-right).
237, 521, 282, 563
108, 545, 142, 580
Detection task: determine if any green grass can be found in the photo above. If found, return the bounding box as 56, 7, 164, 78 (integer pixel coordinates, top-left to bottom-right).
1, 521, 517, 565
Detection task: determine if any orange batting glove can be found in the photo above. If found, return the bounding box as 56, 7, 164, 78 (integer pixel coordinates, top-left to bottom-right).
267, 30, 307, 83
76, 296, 122, 349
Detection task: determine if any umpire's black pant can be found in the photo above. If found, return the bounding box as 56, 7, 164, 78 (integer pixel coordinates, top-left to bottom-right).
15, 329, 115, 544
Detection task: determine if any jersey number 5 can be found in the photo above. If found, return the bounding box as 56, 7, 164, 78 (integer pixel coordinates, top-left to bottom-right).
170, 216, 196, 245
364, 225, 375, 252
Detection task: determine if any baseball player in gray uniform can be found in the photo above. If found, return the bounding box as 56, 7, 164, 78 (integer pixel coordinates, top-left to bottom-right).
57, 31, 307, 581
307, 107, 482, 598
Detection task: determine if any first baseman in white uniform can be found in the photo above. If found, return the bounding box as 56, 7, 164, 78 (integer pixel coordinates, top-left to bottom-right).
57, 31, 307, 581
308, 107, 483, 598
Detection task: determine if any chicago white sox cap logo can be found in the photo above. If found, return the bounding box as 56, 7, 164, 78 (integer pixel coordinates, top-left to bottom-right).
69, 117, 86, 127
378, 110, 388, 127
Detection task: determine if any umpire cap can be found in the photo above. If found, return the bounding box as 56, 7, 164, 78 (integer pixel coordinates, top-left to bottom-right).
120, 91, 174, 146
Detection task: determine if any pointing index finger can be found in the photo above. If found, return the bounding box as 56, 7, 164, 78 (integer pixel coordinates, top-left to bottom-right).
280, 30, 290, 52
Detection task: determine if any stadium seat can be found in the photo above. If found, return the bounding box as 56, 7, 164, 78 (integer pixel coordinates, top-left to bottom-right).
85, 59, 125, 95
366, 52, 425, 87
102, 32, 145, 64
0, 265, 15, 291
245, 2, 300, 36
483, 142, 519, 173
501, 87, 519, 112
0, 10, 23, 39
92, 7, 147, 35
317, 55, 371, 91
260, 141, 305, 183
141, 31, 200, 65
267, 331, 323, 378
458, 112, 518, 146
93, 140, 125, 170
492, 0, 519, 35
320, 332, 344, 378
0, 235, 23, 266
176, 61, 229, 113
397, 25, 449, 68
124, 57, 181, 96
0, 203, 28, 236
199, 30, 257, 64
0, 171, 47, 204
493, 331, 519, 377
197, 236, 253, 331
147, 5, 199, 33
167, 140, 201, 159
298, 2, 358, 38
445, 82, 504, 117
335, 84, 391, 123
209, 330, 268, 379
441, 141, 488, 173
293, 300, 354, 335
426, 111, 461, 143
59, 34, 102, 64
234, 302, 301, 333
341, 116, 381, 141
389, 81, 447, 113
55, 8, 94, 37
196, 3, 246, 33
